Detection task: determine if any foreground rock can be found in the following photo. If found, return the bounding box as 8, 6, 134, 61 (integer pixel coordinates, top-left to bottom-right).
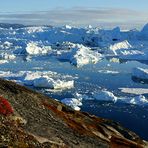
0, 79, 147, 148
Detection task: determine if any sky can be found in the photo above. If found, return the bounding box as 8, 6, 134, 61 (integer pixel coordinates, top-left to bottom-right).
0, 0, 148, 29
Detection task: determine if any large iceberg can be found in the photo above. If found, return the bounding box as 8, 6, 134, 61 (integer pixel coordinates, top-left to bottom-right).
58, 44, 102, 67
92, 90, 118, 102
61, 93, 84, 111
61, 98, 82, 111
123, 95, 148, 106
33, 76, 74, 89
107, 40, 132, 55
26, 42, 52, 55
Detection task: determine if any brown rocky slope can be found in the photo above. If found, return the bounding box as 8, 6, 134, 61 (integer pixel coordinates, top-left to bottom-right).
0, 78, 147, 148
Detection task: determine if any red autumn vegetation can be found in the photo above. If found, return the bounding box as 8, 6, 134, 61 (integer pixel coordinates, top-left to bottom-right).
0, 96, 13, 116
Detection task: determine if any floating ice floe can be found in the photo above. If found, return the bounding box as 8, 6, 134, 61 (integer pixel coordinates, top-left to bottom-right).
58, 44, 102, 67
26, 42, 52, 55
123, 95, 148, 106
92, 90, 118, 102
132, 67, 148, 80
22, 71, 75, 90
0, 51, 16, 60
0, 70, 75, 90
0, 41, 13, 49
61, 98, 82, 111
25, 26, 45, 34
61, 93, 84, 111
106, 40, 134, 55
109, 40, 132, 51
33, 76, 74, 89
0, 60, 8, 64
119, 88, 148, 95
98, 70, 119, 74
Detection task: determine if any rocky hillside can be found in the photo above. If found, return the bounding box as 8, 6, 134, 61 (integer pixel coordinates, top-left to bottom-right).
0, 79, 147, 148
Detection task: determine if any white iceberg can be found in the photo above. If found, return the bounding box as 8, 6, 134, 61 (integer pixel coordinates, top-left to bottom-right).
0, 53, 16, 60
61, 93, 83, 111
108, 40, 132, 55
59, 44, 102, 67
109, 40, 132, 51
130, 95, 148, 105
0, 41, 13, 50
61, 98, 82, 111
33, 76, 74, 89
122, 95, 148, 106
92, 90, 118, 102
26, 42, 52, 55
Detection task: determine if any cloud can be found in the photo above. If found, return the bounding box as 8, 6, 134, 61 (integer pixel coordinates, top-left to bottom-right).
0, 7, 147, 28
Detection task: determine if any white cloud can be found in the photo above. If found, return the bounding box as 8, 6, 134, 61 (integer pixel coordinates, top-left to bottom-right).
0, 7, 147, 29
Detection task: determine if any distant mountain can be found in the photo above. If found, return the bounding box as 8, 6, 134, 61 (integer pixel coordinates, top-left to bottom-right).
0, 79, 147, 148
0, 23, 27, 29
0, 23, 53, 29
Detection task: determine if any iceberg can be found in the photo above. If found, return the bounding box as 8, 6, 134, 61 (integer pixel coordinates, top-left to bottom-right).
92, 90, 118, 102
0, 53, 16, 60
109, 40, 132, 51
33, 76, 74, 89
130, 95, 148, 105
61, 98, 82, 111
58, 44, 102, 67
26, 42, 52, 55
125, 95, 148, 106
0, 41, 13, 50
61, 93, 84, 111
108, 40, 132, 55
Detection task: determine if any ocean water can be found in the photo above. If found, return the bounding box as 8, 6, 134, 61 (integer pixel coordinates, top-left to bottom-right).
0, 55, 147, 140
0, 24, 147, 140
